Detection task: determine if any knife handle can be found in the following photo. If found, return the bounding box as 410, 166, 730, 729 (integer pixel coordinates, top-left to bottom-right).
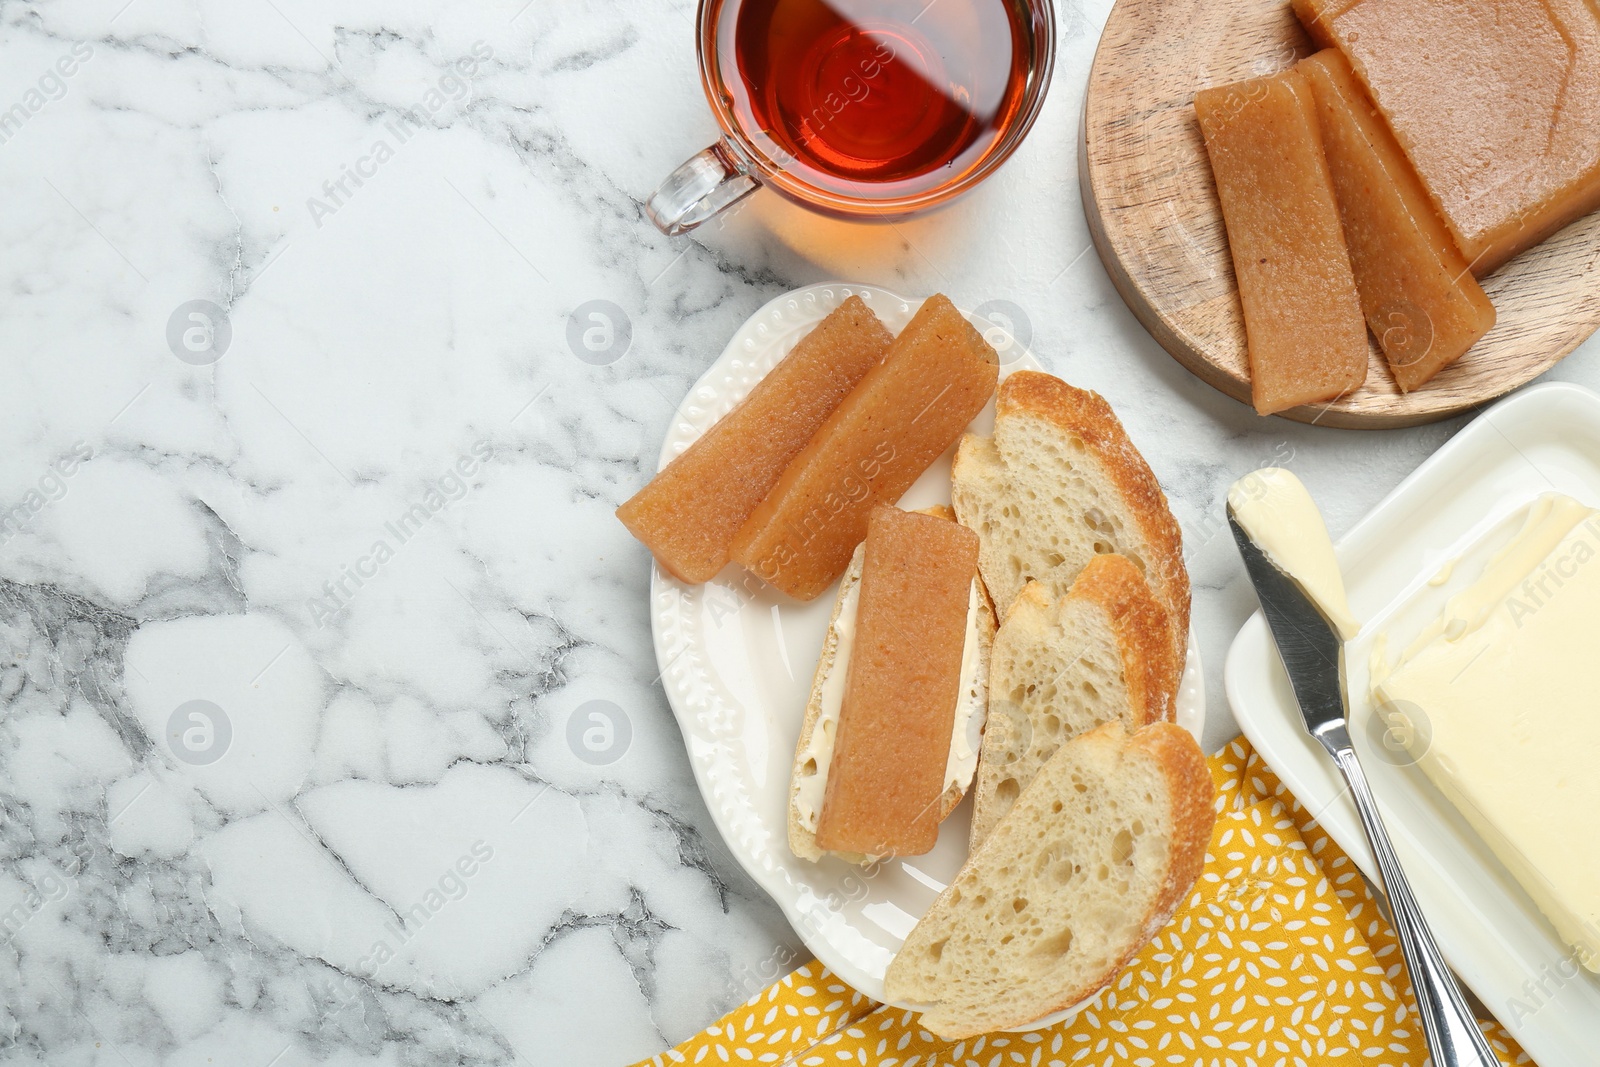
1324, 734, 1501, 1067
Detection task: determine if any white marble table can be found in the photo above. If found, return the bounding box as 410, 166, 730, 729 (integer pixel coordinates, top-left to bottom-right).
1, 1, 1595, 1063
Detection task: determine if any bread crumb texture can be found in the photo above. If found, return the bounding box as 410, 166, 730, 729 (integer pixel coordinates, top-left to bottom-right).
634, 737, 1532, 1067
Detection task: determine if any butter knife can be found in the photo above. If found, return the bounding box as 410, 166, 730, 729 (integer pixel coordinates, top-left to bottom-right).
1228, 509, 1499, 1067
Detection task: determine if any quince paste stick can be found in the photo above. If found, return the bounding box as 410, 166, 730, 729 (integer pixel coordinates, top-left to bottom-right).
1300, 50, 1495, 392
814, 505, 979, 857
730, 294, 998, 600
1196, 69, 1369, 416
616, 295, 892, 584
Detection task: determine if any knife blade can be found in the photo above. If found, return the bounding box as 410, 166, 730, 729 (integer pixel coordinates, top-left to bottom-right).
1226, 503, 1499, 1067
1227, 509, 1347, 744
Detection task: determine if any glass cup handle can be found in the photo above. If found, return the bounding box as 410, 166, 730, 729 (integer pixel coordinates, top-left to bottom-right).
646, 140, 760, 236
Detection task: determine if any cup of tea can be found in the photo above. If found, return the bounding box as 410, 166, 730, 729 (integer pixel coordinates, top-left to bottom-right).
646, 0, 1057, 235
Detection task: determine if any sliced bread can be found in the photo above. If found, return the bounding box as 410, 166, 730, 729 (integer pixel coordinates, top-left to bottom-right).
789, 507, 998, 863
970, 554, 1176, 846
883, 721, 1216, 1039
951, 371, 1189, 696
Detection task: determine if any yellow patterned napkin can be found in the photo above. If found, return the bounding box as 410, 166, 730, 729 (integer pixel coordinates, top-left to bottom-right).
634, 738, 1532, 1067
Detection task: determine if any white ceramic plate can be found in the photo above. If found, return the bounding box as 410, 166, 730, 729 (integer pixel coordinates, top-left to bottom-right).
1224, 382, 1600, 1067
651, 282, 1204, 1019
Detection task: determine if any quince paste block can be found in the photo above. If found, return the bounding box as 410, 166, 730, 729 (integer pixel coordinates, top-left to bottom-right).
1317, 0, 1600, 274
1196, 70, 1369, 416
1300, 50, 1495, 392
1291, 0, 1358, 45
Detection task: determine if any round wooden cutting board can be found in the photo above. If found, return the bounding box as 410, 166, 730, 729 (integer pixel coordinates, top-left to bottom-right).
1080, 0, 1600, 428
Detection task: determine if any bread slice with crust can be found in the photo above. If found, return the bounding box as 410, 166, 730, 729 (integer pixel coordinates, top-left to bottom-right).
789, 506, 998, 863
884, 721, 1216, 1040
970, 554, 1176, 846
951, 371, 1189, 697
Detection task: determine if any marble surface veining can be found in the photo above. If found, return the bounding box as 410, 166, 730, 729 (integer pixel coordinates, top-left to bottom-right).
0, 0, 1596, 1064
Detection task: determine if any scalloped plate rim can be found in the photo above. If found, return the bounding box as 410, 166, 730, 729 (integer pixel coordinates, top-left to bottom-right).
648, 281, 1205, 1026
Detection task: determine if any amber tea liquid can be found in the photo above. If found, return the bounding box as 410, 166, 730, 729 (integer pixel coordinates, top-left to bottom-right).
710, 0, 1033, 200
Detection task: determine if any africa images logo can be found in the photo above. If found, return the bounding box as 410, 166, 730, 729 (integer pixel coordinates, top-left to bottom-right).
305, 42, 494, 228
0, 442, 93, 547
307, 440, 494, 628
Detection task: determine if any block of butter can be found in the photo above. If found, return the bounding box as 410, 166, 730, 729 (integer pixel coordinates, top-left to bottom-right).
1374, 494, 1600, 970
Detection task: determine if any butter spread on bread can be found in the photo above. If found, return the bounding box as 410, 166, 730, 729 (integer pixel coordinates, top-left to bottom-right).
794, 564, 988, 839
789, 506, 995, 863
